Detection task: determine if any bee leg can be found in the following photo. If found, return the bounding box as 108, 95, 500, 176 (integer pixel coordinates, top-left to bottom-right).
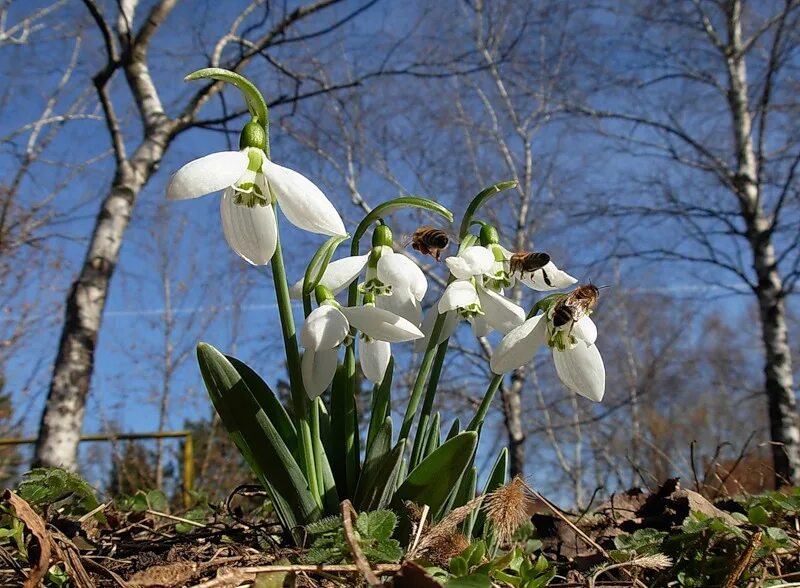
541, 268, 552, 287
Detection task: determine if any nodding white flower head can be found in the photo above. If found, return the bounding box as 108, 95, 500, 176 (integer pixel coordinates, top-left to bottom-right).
489, 291, 605, 402
300, 289, 423, 397
415, 244, 525, 352
167, 123, 346, 265
290, 224, 427, 327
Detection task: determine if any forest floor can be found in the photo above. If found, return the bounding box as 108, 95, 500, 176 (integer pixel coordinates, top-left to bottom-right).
1, 470, 799, 588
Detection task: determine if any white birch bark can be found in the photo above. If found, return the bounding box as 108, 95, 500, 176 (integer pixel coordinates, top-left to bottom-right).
723, 0, 800, 485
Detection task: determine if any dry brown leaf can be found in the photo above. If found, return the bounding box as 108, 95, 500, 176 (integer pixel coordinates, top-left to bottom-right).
3, 489, 52, 588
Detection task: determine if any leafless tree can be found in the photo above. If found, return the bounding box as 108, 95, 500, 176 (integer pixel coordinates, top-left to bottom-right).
32, 0, 405, 470
574, 0, 800, 485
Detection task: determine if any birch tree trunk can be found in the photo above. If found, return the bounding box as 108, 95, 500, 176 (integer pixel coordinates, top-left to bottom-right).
724, 0, 800, 485
33, 0, 357, 470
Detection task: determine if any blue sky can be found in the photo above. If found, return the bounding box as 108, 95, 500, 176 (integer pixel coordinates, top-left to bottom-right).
2, 0, 797, 495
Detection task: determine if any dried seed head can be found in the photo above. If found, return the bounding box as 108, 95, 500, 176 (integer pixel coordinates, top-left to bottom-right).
484, 476, 537, 545
425, 531, 470, 566
629, 554, 673, 570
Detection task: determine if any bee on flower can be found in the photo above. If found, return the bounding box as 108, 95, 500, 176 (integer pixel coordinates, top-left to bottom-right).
490, 284, 605, 402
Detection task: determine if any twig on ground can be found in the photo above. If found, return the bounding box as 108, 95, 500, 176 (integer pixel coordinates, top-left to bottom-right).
145, 509, 207, 528
341, 499, 382, 586
409, 504, 430, 555
78, 502, 109, 523
721, 530, 762, 588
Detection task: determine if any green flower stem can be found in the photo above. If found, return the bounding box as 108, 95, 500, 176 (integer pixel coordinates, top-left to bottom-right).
343, 197, 453, 468
409, 338, 450, 468
342, 345, 359, 494
269, 210, 320, 507
458, 181, 517, 240
398, 310, 447, 442
467, 373, 502, 432
466, 294, 562, 433
311, 398, 325, 499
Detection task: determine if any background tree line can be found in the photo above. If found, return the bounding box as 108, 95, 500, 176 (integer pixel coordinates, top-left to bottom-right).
0, 0, 797, 503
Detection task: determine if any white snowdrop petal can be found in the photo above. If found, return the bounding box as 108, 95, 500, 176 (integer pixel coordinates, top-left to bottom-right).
302, 347, 339, 399
377, 252, 427, 300
263, 158, 346, 237
377, 289, 422, 326
520, 261, 578, 291
490, 315, 548, 374
300, 305, 349, 350
438, 280, 479, 313
445, 256, 474, 280
340, 305, 423, 343
289, 254, 369, 300
220, 192, 277, 265
552, 342, 605, 402
460, 246, 495, 275
167, 151, 248, 200
359, 338, 391, 385
471, 315, 491, 337
477, 286, 526, 334
572, 316, 597, 345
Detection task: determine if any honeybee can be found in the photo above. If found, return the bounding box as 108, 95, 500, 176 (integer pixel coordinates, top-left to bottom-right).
508, 251, 552, 286
410, 226, 451, 261
551, 284, 600, 328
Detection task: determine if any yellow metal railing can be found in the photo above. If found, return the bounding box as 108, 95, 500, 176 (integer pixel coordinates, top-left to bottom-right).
0, 431, 194, 508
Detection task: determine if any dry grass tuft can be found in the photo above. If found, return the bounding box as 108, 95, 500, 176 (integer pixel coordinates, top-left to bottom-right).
484, 476, 538, 545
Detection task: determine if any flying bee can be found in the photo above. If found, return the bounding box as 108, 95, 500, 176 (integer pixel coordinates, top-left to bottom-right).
552, 284, 600, 328
409, 226, 451, 261
508, 251, 552, 286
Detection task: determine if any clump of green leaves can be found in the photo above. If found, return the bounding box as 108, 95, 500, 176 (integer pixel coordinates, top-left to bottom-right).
304, 509, 403, 564
17, 468, 100, 516
610, 508, 796, 587
428, 540, 556, 588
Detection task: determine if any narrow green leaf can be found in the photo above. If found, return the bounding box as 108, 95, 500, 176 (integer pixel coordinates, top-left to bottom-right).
366, 358, 393, 453
422, 412, 441, 459
445, 418, 461, 441
328, 364, 350, 496
394, 432, 478, 518
303, 235, 350, 297
354, 440, 406, 512
354, 417, 392, 506
454, 467, 478, 537
198, 343, 319, 535
474, 448, 508, 537
227, 355, 297, 454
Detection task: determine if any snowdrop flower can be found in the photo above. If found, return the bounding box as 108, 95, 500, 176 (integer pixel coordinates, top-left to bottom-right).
167, 121, 346, 265
490, 290, 605, 401
300, 288, 423, 397
290, 224, 427, 326
417, 245, 525, 351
